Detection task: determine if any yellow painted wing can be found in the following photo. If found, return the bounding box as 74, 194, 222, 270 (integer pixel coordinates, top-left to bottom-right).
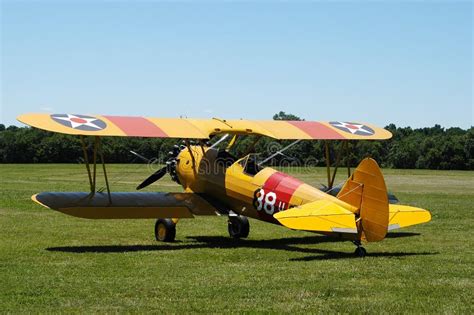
273, 199, 357, 234
17, 113, 209, 138
17, 113, 392, 140
388, 204, 432, 230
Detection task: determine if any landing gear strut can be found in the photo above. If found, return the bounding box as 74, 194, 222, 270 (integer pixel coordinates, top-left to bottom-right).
353, 240, 366, 257
155, 218, 176, 242
228, 215, 250, 239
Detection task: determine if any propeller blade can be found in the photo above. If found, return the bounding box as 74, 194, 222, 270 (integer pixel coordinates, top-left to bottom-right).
136, 166, 167, 190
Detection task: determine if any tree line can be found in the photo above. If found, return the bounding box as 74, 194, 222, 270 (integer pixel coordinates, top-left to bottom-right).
0, 112, 472, 170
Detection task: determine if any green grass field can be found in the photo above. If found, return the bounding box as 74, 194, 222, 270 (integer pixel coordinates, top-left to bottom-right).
1, 164, 473, 313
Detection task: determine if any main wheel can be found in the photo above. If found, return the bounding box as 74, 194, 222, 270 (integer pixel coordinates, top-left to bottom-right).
228, 215, 250, 239
354, 246, 367, 257
155, 218, 176, 242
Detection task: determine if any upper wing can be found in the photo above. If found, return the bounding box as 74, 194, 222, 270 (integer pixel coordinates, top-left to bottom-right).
32, 191, 219, 219
273, 199, 357, 234
17, 113, 392, 140
17, 113, 210, 139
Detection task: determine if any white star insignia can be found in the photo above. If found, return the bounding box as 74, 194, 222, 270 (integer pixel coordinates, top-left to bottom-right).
54, 114, 103, 130
332, 122, 373, 135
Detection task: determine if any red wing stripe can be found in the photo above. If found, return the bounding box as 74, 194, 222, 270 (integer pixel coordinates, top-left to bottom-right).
288, 121, 343, 139
103, 116, 168, 137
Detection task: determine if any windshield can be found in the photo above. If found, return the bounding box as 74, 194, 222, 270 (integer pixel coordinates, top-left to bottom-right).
238, 154, 262, 176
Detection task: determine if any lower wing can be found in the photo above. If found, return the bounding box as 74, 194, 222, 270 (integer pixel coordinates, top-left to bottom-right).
32, 192, 219, 219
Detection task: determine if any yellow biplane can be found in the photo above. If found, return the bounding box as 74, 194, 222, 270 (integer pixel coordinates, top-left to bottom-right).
18, 113, 431, 257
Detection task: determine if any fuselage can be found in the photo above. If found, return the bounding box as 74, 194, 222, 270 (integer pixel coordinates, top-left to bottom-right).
175, 145, 352, 224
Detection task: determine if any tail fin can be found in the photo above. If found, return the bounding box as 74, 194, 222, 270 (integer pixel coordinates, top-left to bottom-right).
337, 158, 389, 242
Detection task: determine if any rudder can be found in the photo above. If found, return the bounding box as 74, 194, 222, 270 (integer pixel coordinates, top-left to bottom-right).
337, 158, 389, 242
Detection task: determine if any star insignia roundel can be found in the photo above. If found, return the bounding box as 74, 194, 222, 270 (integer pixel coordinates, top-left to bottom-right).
329, 121, 375, 136
50, 114, 107, 131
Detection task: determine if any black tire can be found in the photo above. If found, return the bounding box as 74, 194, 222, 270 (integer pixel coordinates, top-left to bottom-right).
228, 215, 250, 239
354, 247, 367, 258
155, 218, 176, 242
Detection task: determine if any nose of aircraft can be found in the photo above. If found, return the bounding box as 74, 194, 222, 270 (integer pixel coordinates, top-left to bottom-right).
136, 144, 183, 189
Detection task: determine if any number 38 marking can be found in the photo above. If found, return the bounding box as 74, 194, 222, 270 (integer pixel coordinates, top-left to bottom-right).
253, 188, 284, 215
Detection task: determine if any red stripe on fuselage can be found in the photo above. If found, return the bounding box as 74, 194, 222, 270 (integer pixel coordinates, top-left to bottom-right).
288, 121, 343, 139
103, 116, 168, 137
258, 172, 303, 222
262, 172, 288, 191
273, 175, 303, 208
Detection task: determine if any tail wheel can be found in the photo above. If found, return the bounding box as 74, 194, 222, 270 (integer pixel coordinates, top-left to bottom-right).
353, 240, 366, 257
155, 218, 176, 242
228, 215, 250, 239
354, 246, 367, 257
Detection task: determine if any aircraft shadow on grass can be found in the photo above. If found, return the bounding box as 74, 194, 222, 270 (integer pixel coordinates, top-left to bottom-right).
46, 232, 436, 260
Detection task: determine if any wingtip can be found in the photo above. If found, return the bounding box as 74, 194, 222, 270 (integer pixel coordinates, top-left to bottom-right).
31, 193, 50, 209
16, 113, 43, 126
16, 113, 28, 125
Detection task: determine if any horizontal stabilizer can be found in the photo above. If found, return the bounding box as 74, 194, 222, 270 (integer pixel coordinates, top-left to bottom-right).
388, 204, 431, 230
32, 192, 219, 219
273, 200, 357, 234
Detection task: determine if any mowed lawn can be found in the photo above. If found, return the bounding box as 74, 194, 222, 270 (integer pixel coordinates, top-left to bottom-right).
0, 164, 473, 313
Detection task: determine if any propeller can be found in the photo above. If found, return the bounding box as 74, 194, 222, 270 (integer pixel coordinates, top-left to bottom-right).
136, 144, 182, 190
136, 166, 167, 190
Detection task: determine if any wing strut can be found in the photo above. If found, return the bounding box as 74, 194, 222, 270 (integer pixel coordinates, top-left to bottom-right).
324, 141, 351, 190
258, 139, 302, 166
92, 136, 98, 193
98, 137, 112, 203
79, 136, 112, 203
185, 140, 197, 177
346, 141, 351, 178
80, 135, 94, 191
324, 141, 332, 188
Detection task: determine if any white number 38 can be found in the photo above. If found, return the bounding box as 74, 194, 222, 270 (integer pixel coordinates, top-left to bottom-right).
253, 189, 277, 215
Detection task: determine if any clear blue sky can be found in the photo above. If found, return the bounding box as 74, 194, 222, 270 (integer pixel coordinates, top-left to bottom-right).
1, 1, 472, 128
